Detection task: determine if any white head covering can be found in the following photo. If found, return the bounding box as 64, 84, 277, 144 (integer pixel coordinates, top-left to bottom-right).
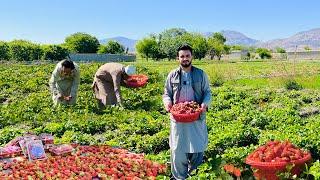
124, 65, 136, 75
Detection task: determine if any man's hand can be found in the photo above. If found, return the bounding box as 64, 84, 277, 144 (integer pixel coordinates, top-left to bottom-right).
165, 102, 172, 112
64, 96, 72, 101
201, 103, 208, 112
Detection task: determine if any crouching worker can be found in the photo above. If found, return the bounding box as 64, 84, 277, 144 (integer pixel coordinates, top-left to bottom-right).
49, 59, 80, 106
92, 63, 136, 108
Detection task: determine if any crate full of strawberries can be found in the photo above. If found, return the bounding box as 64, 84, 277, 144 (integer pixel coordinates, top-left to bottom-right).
246, 140, 311, 180
170, 101, 203, 123
126, 74, 148, 88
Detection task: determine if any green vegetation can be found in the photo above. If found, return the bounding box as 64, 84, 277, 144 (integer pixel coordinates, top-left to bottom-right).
136, 28, 230, 60
207, 32, 230, 60
276, 47, 286, 53
98, 40, 125, 54
256, 48, 272, 59
1, 60, 320, 178
64, 32, 100, 53
0, 32, 130, 62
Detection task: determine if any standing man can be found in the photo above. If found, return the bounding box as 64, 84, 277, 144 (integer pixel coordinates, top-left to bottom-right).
92, 63, 136, 108
163, 44, 211, 179
49, 59, 80, 106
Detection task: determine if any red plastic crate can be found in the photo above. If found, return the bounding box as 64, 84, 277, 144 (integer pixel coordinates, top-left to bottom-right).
246, 153, 312, 180
126, 74, 148, 88
170, 109, 202, 123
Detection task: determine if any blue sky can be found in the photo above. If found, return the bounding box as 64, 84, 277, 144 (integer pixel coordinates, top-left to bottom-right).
1, 0, 320, 44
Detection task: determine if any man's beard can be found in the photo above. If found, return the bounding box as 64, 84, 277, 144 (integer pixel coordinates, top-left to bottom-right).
181, 61, 191, 68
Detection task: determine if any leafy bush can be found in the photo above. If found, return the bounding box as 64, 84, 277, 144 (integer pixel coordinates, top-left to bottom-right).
64, 32, 100, 53
73, 132, 97, 145
285, 79, 303, 90
276, 47, 286, 53
98, 40, 125, 54
135, 36, 164, 60
42, 44, 69, 60
210, 71, 225, 87
221, 146, 256, 167
0, 127, 25, 145
256, 48, 272, 59
307, 160, 320, 179
43, 122, 65, 136
0, 41, 10, 60
301, 95, 313, 104
8, 40, 42, 61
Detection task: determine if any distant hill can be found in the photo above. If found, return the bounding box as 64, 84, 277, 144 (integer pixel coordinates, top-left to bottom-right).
257, 28, 320, 51
99, 36, 137, 52
99, 28, 320, 52
204, 30, 260, 46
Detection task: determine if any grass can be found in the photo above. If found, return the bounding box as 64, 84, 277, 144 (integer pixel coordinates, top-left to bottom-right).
224, 74, 320, 89
133, 59, 320, 89
2, 58, 319, 89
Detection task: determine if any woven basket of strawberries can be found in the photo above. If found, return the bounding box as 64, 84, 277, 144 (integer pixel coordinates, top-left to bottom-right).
246, 140, 311, 180
170, 101, 203, 123
126, 74, 148, 88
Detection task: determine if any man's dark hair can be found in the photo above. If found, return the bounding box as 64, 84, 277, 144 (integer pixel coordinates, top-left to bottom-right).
177, 44, 193, 56
61, 59, 75, 69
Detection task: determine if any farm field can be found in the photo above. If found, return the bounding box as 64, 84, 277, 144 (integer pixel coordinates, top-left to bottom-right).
1, 59, 320, 179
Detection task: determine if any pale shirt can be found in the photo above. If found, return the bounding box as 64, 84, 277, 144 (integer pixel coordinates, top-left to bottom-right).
169, 70, 208, 153
49, 61, 80, 105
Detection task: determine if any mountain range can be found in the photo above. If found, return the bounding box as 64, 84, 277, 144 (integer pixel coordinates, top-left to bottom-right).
255, 28, 320, 51
99, 28, 320, 52
203, 30, 260, 46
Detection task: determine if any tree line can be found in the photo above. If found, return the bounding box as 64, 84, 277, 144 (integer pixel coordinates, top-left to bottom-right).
0, 29, 283, 61
0, 32, 126, 61
135, 28, 230, 60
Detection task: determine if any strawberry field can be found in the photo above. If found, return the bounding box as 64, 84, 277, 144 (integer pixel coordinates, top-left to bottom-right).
1, 60, 320, 179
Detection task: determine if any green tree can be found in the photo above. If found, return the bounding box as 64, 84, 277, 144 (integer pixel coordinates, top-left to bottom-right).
42, 45, 69, 61
231, 45, 245, 51
179, 33, 208, 60
211, 32, 226, 44
275, 47, 286, 53
64, 32, 100, 53
207, 32, 229, 60
0, 41, 10, 60
136, 36, 163, 60
159, 28, 187, 59
256, 48, 272, 59
30, 44, 43, 60
223, 45, 231, 55
8, 40, 42, 61
98, 40, 125, 54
